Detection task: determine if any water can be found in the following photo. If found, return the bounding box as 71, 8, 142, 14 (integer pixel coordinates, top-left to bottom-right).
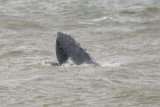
0, 0, 160, 106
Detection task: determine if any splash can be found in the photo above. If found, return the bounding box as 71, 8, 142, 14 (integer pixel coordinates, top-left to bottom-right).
101, 63, 121, 67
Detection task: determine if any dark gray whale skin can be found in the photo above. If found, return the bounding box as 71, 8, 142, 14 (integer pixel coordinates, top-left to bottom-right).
53, 32, 99, 66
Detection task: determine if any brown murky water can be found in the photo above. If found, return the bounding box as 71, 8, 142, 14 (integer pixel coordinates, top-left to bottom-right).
0, 0, 160, 106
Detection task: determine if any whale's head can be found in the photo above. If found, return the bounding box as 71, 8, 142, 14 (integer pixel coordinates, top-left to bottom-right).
56, 32, 99, 66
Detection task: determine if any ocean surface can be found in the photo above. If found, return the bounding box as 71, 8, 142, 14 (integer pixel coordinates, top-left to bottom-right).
0, 0, 160, 107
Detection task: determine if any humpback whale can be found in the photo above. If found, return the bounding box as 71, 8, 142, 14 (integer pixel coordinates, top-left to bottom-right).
51, 32, 99, 66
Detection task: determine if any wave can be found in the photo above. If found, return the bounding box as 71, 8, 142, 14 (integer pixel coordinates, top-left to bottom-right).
1, 19, 47, 30
0, 50, 24, 58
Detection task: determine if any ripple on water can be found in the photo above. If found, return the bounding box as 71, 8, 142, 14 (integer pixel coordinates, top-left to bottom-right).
0, 50, 24, 58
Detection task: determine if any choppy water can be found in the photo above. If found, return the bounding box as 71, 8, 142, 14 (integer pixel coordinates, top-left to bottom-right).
0, 0, 160, 107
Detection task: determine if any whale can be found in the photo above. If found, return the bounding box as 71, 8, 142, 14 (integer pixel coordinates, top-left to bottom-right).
50, 32, 99, 66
